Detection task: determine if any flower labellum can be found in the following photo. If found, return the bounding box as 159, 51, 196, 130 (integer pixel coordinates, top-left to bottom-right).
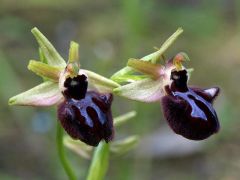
161, 69, 220, 140
58, 74, 114, 146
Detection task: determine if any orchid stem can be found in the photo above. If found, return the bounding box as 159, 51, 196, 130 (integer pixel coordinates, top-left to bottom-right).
56, 122, 77, 180
87, 142, 110, 180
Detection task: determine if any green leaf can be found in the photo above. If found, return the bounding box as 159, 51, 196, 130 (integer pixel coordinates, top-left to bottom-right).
114, 111, 136, 127
87, 142, 109, 180
31, 27, 66, 67
81, 69, 120, 93
111, 28, 183, 82
28, 60, 62, 81
113, 78, 164, 102
64, 136, 92, 159
8, 81, 62, 106
110, 135, 139, 155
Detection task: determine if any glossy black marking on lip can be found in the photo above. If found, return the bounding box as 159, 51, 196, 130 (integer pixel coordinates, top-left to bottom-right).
63, 74, 88, 100
161, 69, 220, 140
58, 91, 114, 146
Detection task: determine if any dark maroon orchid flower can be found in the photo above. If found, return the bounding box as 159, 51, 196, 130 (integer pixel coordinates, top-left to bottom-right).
115, 52, 221, 140
58, 74, 114, 146
161, 69, 220, 140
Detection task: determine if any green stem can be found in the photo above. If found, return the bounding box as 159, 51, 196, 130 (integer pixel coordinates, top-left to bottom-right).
56, 123, 77, 180
87, 142, 110, 180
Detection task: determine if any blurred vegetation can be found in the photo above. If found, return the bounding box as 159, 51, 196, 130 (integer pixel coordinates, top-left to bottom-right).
1, 0, 240, 179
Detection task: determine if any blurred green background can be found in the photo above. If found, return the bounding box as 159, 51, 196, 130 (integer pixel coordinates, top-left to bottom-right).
1, 0, 240, 179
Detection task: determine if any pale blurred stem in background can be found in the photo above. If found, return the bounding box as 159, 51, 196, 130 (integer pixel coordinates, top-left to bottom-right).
56, 123, 77, 180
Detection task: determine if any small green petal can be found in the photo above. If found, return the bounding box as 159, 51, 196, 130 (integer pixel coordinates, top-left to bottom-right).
110, 135, 139, 155
148, 28, 183, 63
31, 27, 66, 67
67, 41, 80, 76
8, 81, 62, 106
28, 60, 63, 81
127, 58, 163, 79
113, 78, 164, 102
81, 69, 120, 93
68, 41, 79, 63
63, 136, 92, 159
114, 111, 137, 127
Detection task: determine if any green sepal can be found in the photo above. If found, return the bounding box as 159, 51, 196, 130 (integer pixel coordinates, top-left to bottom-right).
8, 81, 62, 106
113, 78, 164, 102
150, 28, 183, 63
111, 28, 183, 82
28, 60, 63, 81
31, 27, 66, 68
110, 135, 139, 155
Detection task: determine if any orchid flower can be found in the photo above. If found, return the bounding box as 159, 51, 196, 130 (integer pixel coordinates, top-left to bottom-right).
8, 28, 120, 107
111, 27, 220, 140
